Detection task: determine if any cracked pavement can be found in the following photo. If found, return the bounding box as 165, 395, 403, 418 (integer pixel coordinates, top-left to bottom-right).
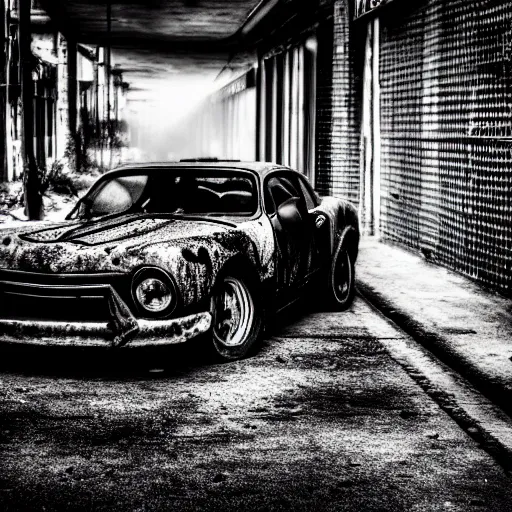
1, 298, 512, 511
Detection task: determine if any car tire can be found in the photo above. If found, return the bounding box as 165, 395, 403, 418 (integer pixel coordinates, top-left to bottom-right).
325, 243, 355, 311
209, 274, 263, 361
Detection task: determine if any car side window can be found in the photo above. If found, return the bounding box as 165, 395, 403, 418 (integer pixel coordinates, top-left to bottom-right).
264, 186, 276, 215
279, 175, 313, 214
280, 174, 317, 212
266, 176, 301, 215
297, 176, 318, 210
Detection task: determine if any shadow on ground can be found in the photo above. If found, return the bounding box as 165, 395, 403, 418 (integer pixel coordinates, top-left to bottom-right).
0, 300, 312, 379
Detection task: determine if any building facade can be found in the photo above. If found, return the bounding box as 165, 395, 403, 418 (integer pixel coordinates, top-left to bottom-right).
364, 0, 512, 296
188, 0, 512, 297
0, 0, 126, 184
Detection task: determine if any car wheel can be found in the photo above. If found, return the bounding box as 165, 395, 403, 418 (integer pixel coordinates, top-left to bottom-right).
209, 275, 263, 361
326, 244, 355, 310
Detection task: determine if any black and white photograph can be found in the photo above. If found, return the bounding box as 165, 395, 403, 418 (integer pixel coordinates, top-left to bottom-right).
0, 0, 511, 510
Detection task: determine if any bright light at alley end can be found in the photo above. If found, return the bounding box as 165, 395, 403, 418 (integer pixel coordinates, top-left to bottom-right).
132, 268, 176, 316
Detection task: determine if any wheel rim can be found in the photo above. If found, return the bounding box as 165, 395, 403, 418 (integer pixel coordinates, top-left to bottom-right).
332, 249, 351, 303
211, 277, 255, 347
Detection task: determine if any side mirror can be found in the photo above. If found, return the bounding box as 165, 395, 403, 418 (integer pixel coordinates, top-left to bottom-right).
78, 197, 93, 220
277, 197, 303, 233
66, 197, 90, 220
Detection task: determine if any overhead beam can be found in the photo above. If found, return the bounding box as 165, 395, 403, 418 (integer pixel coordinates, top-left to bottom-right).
240, 0, 280, 37
94, 37, 239, 54
39, 0, 79, 40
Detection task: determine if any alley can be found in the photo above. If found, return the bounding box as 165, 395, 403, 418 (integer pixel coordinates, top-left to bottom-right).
1, 297, 512, 511
0, 1, 511, 510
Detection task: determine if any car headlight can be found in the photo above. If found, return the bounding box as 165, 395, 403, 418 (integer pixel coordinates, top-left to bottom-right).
132, 268, 177, 317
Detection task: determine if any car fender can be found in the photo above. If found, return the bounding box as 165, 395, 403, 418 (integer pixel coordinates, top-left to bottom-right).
123, 220, 273, 311
316, 196, 360, 261
336, 225, 359, 264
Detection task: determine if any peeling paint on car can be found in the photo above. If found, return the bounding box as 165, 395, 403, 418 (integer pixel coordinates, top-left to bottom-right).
238, 215, 276, 280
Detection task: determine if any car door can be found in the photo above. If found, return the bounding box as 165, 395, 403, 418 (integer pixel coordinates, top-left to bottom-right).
295, 173, 331, 272
264, 172, 320, 302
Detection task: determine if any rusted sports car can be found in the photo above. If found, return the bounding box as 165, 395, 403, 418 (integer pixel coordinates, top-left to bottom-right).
0, 162, 359, 360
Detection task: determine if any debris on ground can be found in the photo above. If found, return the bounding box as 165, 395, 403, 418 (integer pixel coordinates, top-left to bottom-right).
0, 169, 99, 226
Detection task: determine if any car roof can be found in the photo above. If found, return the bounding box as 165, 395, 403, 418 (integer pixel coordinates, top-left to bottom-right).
109, 161, 297, 179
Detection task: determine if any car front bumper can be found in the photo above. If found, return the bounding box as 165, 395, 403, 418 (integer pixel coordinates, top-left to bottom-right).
0, 276, 211, 347
0, 311, 212, 347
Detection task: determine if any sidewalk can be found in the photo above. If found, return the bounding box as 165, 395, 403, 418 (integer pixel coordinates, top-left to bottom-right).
356, 237, 512, 417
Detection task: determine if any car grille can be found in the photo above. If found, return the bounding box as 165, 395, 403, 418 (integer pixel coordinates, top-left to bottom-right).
0, 270, 130, 323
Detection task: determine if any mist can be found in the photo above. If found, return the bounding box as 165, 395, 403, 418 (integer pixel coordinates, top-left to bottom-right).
123, 76, 225, 162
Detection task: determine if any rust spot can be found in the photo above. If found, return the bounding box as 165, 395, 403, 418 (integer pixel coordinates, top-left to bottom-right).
182, 247, 198, 262
182, 247, 211, 267
197, 247, 210, 265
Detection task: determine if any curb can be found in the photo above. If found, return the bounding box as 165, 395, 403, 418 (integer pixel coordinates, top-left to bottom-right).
356, 279, 512, 420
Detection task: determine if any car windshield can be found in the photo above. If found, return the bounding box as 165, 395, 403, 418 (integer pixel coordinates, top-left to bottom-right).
74, 169, 258, 220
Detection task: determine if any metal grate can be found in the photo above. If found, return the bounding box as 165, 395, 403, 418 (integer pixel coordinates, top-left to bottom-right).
379, 0, 512, 296
316, 0, 362, 205
330, 1, 362, 205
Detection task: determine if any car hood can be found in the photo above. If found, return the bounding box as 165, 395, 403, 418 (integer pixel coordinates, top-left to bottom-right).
0, 213, 235, 274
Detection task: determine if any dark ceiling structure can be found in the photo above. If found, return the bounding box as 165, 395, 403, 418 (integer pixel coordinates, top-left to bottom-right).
40, 0, 272, 103
48, 0, 262, 43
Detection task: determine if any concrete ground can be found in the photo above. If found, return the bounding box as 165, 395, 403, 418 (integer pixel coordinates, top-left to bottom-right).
1, 299, 512, 511
356, 237, 512, 417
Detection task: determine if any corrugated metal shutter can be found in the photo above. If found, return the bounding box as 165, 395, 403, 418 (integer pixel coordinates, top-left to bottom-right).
379, 0, 512, 296
316, 0, 362, 204
330, 1, 361, 205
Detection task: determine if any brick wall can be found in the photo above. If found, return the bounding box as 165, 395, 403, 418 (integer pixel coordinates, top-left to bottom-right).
315, 14, 335, 195
379, 0, 512, 296
315, 0, 362, 204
